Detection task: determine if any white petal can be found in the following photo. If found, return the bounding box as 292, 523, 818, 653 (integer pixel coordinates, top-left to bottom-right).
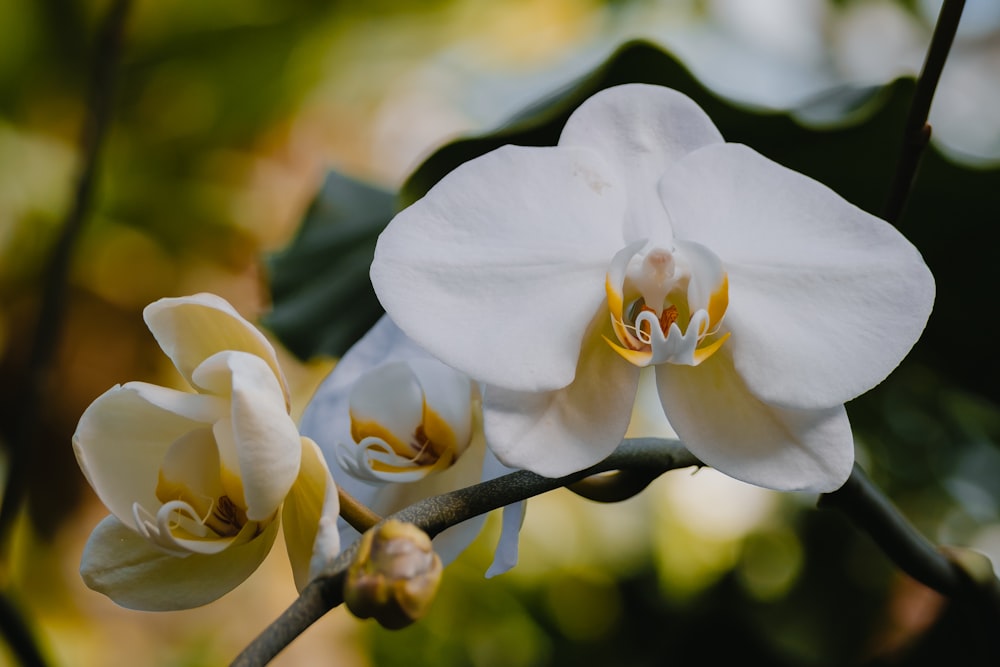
194, 351, 301, 520
73, 383, 223, 530
144, 293, 290, 409
371, 144, 626, 392
656, 351, 854, 493
283, 437, 340, 591
483, 329, 639, 478
80, 515, 279, 611
559, 83, 724, 241
659, 143, 934, 408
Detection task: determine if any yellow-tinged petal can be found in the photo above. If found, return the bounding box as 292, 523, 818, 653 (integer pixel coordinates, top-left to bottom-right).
283, 437, 340, 591
144, 293, 291, 410
693, 332, 731, 366
602, 335, 653, 367
194, 351, 301, 521
707, 273, 729, 330
80, 514, 279, 611
73, 382, 224, 531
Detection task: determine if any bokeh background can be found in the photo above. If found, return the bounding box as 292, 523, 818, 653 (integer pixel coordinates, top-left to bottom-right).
1, 0, 999, 665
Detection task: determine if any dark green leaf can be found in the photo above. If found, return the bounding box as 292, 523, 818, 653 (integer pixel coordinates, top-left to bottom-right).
263, 170, 392, 359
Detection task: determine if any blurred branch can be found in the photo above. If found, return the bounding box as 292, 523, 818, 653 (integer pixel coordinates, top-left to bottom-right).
230, 438, 701, 666
0, 3, 130, 663
883, 0, 965, 224
820, 464, 1000, 632
0, 0, 132, 549
0, 592, 48, 667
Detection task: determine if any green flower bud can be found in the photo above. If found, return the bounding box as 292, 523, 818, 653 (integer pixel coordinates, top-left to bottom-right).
343, 520, 443, 629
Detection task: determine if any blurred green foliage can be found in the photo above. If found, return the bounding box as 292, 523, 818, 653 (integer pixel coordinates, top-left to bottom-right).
1, 1, 999, 665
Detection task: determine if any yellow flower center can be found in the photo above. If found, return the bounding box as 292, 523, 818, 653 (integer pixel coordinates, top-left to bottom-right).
603, 240, 731, 367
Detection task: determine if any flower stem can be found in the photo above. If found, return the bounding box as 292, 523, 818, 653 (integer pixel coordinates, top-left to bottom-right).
819, 464, 1000, 655
882, 0, 965, 224
0, 0, 132, 556
566, 469, 666, 503
230, 438, 699, 666
337, 487, 383, 534
234, 438, 1000, 666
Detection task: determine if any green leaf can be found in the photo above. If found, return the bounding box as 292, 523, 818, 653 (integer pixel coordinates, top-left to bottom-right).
400, 39, 910, 213
263, 170, 393, 359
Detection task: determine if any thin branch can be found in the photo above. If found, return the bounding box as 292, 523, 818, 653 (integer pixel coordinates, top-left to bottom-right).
819, 464, 1000, 628
0, 0, 132, 551
819, 464, 962, 592
230, 438, 701, 666
0, 591, 48, 667
567, 470, 663, 503
337, 486, 382, 534
882, 0, 965, 224
0, 2, 130, 665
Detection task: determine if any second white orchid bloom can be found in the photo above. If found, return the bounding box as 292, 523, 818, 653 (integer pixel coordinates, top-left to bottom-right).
301, 316, 522, 575
74, 294, 340, 610
371, 83, 935, 493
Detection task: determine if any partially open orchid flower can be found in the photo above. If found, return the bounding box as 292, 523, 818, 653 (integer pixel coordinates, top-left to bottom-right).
301, 315, 522, 575
371, 83, 935, 493
74, 293, 339, 611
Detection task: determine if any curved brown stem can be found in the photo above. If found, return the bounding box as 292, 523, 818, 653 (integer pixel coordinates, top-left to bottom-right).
338, 486, 383, 534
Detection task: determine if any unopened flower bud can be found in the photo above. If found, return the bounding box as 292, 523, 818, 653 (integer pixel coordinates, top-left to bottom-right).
344, 520, 443, 629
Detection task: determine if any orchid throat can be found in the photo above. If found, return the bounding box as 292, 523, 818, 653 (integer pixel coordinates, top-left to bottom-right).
338, 360, 476, 483
605, 239, 730, 367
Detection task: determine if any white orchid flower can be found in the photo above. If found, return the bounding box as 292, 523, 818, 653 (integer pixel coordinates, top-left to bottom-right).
74, 293, 340, 611
370, 83, 935, 493
300, 315, 522, 576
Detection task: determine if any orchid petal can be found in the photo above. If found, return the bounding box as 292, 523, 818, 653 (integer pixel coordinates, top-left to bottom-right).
372, 145, 627, 392
283, 437, 340, 591
144, 293, 290, 409
156, 428, 226, 507
73, 383, 224, 530
80, 514, 279, 611
659, 143, 934, 409
559, 83, 724, 241
194, 351, 301, 521
485, 501, 524, 578
484, 326, 639, 478
656, 351, 854, 492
